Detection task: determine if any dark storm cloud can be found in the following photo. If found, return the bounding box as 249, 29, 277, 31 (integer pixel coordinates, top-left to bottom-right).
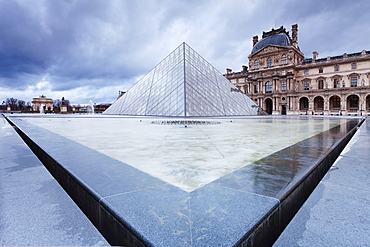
0, 0, 163, 89
279, 0, 370, 57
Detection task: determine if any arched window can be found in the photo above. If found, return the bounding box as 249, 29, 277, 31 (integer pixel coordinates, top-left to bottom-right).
265, 81, 272, 93
330, 95, 341, 110
300, 97, 309, 110
267, 57, 272, 67
348, 95, 359, 108
281, 54, 287, 64
254, 60, 259, 69
314, 96, 324, 110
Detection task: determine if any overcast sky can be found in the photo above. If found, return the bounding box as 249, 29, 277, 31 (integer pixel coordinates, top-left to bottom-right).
1, 0, 369, 105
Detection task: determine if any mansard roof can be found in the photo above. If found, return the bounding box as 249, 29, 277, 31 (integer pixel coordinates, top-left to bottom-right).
251, 26, 299, 55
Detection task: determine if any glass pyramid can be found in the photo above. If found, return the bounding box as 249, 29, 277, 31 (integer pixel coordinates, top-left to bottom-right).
103, 42, 262, 117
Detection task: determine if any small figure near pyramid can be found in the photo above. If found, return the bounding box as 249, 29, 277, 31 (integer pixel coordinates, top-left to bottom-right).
103, 42, 264, 117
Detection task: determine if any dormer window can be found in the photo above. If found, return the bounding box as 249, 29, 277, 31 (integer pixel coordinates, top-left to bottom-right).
267, 57, 272, 67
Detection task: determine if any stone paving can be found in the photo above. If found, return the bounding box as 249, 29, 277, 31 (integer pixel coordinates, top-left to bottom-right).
1, 114, 368, 246
0, 116, 109, 246
274, 118, 370, 246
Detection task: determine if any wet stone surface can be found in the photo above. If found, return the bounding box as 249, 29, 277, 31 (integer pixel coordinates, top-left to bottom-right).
0, 116, 109, 246
4, 115, 361, 246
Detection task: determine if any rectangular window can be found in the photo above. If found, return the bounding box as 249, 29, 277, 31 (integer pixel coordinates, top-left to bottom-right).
334, 65, 339, 71
319, 67, 323, 73
254, 84, 258, 93
318, 80, 324, 89
304, 81, 310, 90
267, 58, 272, 67
351, 63, 357, 69
265, 82, 272, 93
254, 60, 259, 69
281, 55, 287, 64
304, 69, 309, 75
281, 81, 287, 92
351, 77, 357, 87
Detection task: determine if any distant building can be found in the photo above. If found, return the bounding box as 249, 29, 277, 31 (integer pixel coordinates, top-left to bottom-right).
118, 90, 126, 99
225, 24, 370, 115
32, 95, 53, 112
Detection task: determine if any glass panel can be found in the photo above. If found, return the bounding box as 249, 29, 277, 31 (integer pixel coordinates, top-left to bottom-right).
104, 43, 261, 116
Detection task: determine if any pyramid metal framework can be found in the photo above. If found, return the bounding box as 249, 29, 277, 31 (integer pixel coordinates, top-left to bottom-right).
103, 42, 262, 117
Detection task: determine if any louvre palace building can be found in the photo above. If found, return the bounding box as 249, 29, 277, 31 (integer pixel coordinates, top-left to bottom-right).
225, 24, 370, 115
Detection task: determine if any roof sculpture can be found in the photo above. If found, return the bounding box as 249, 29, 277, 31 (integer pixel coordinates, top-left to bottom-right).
103, 42, 262, 117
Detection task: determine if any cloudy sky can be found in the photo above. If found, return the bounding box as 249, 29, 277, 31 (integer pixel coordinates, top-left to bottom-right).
1, 0, 369, 105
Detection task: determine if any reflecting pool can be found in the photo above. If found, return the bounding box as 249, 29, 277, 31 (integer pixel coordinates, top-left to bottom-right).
21, 115, 349, 192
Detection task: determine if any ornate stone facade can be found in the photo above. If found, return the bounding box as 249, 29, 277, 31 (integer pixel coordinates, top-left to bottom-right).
225, 24, 370, 116
32, 95, 53, 112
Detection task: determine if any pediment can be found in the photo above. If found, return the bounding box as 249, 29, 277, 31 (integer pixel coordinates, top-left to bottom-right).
250, 44, 290, 57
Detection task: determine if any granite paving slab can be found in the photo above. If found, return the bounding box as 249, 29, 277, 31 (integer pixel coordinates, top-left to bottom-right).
5, 115, 362, 246
274, 119, 370, 246
0, 116, 109, 246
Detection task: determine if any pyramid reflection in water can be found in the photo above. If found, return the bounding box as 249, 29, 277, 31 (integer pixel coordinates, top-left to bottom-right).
104, 42, 263, 117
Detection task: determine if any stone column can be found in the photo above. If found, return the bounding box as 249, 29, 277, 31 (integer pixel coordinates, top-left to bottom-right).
323, 95, 329, 116
341, 95, 347, 116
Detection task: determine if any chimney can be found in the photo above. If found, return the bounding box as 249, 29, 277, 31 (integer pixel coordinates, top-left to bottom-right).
226, 68, 232, 74
242, 65, 248, 72
313, 51, 319, 60
253, 35, 259, 46
291, 24, 298, 48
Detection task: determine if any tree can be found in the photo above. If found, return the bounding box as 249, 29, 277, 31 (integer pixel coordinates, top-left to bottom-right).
6, 98, 18, 111
17, 100, 26, 111
26, 102, 32, 112
53, 99, 61, 112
